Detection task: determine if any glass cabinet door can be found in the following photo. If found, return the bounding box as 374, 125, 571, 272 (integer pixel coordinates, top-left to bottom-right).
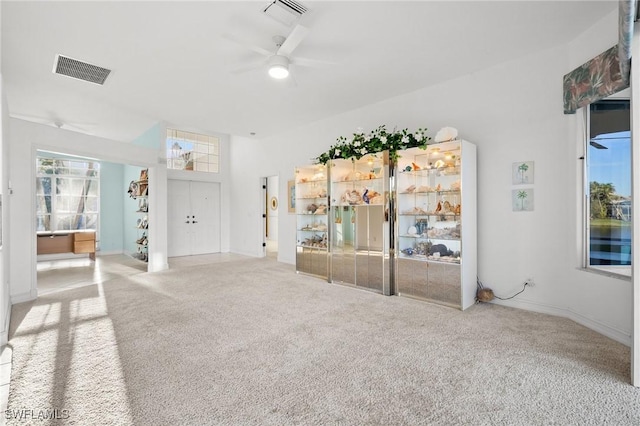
395, 142, 466, 308
295, 164, 329, 279
329, 152, 391, 294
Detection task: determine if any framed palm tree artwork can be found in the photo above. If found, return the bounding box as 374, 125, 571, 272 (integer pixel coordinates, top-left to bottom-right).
512, 161, 534, 185
512, 188, 534, 212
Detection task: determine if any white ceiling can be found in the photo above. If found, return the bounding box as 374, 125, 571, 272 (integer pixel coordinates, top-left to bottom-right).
2, 1, 616, 142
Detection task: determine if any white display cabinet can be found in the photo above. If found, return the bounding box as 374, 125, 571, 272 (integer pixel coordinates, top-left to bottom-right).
394, 140, 477, 309
295, 164, 329, 278
329, 152, 392, 295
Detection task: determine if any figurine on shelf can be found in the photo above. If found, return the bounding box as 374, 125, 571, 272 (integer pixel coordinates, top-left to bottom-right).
402, 247, 414, 256
342, 189, 362, 205
367, 190, 381, 204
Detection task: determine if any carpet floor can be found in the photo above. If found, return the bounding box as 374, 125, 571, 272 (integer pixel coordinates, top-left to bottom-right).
6, 257, 640, 425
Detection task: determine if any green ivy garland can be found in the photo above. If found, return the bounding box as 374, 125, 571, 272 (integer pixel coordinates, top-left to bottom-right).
315, 125, 432, 165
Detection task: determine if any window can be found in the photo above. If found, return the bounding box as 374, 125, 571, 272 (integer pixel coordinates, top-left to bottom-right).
585, 100, 631, 276
166, 129, 219, 173
36, 157, 100, 232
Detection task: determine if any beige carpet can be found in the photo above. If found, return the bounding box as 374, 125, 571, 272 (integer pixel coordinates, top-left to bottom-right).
7, 258, 640, 425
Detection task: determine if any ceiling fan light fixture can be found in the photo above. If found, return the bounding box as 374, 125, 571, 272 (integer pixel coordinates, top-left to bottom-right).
268, 55, 290, 79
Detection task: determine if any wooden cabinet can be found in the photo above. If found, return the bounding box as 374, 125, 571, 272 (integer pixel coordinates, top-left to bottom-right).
37, 231, 96, 260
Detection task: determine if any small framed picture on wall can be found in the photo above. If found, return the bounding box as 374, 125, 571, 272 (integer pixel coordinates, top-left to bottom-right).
512, 161, 534, 185
287, 180, 296, 213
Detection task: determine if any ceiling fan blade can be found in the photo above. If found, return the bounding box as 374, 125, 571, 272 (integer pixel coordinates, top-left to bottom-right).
231, 60, 267, 75
11, 113, 94, 133
221, 33, 272, 57
292, 57, 335, 68
59, 123, 94, 134
10, 113, 51, 125
277, 24, 309, 57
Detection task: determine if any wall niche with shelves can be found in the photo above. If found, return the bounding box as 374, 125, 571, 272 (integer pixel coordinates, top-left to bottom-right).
128, 168, 149, 263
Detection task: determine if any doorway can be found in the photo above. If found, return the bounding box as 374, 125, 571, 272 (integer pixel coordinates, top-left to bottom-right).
35, 152, 150, 295
264, 176, 279, 259
168, 180, 221, 257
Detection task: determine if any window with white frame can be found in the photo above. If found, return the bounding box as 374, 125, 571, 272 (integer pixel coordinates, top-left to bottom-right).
166, 129, 220, 173
36, 157, 100, 232
585, 99, 631, 277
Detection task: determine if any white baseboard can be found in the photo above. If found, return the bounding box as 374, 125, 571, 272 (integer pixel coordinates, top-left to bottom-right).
96, 250, 124, 256
491, 297, 567, 317
37, 253, 91, 262
278, 255, 295, 265
492, 297, 631, 346
10, 291, 35, 305
567, 308, 631, 346
0, 300, 10, 346
230, 248, 261, 258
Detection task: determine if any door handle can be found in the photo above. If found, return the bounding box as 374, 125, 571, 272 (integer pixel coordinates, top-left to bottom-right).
192, 221, 198, 224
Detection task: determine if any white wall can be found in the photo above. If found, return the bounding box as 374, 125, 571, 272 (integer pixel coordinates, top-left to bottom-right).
8, 118, 168, 302
0, 0, 11, 344
230, 9, 630, 344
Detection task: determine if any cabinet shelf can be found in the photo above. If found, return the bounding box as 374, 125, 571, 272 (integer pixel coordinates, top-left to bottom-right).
398, 189, 460, 195
398, 235, 460, 241
400, 167, 460, 177
297, 245, 328, 250
398, 254, 461, 264
399, 212, 460, 217
332, 177, 382, 184
297, 180, 326, 185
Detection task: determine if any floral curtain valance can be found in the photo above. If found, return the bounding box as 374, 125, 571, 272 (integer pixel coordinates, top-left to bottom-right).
563, 45, 628, 114
563, 0, 636, 114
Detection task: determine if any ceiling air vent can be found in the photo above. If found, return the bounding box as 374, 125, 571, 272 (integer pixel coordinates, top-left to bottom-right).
262, 0, 308, 27
53, 54, 111, 85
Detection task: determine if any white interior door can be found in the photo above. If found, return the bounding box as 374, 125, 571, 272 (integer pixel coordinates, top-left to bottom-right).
168, 180, 192, 257
168, 180, 221, 257
190, 181, 221, 255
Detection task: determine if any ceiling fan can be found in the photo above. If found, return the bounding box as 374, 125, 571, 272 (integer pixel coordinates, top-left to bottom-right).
11, 113, 95, 134
223, 24, 331, 81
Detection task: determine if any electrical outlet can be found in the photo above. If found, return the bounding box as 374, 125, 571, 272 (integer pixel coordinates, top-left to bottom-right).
526, 278, 535, 287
